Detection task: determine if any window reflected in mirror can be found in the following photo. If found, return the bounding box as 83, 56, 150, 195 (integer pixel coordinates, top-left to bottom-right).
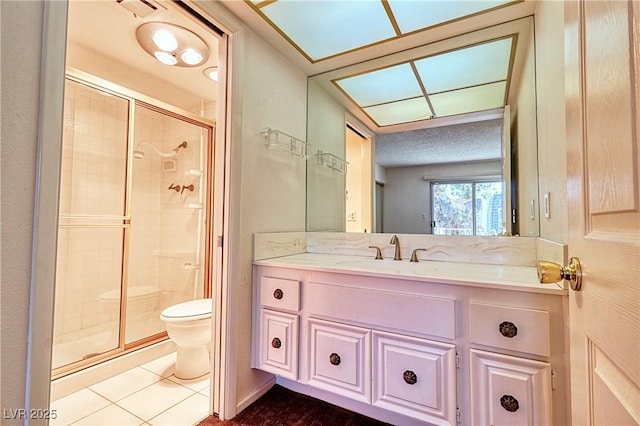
431, 181, 504, 236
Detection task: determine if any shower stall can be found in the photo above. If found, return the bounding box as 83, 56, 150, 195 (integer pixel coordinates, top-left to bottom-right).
52, 74, 214, 377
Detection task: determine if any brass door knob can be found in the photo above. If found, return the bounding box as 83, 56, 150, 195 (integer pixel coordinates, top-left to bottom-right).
537, 257, 582, 291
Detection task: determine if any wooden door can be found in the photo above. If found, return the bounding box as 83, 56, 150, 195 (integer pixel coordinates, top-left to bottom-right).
565, 1, 639, 424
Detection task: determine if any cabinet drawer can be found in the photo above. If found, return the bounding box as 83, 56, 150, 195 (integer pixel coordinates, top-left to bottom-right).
260, 276, 300, 312
469, 349, 552, 426
469, 302, 550, 357
258, 309, 298, 380
372, 331, 457, 425
306, 282, 455, 339
307, 318, 371, 404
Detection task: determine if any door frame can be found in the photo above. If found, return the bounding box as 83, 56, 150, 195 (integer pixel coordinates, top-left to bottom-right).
26, 0, 236, 421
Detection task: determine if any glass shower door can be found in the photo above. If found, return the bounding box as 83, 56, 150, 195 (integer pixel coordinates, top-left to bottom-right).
52, 79, 130, 370
125, 103, 211, 345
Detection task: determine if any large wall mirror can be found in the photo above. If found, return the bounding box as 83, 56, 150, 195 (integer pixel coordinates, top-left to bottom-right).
306, 16, 539, 237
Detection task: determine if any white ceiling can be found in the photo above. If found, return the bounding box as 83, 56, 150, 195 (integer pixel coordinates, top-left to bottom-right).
375, 118, 503, 168
66, 0, 220, 111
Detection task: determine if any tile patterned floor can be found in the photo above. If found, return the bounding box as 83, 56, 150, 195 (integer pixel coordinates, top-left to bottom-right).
50, 353, 211, 426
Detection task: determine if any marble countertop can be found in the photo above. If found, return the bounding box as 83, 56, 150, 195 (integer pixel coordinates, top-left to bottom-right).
254, 253, 567, 295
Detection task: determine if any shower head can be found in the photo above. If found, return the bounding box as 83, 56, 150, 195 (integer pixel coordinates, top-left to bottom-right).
133, 150, 145, 159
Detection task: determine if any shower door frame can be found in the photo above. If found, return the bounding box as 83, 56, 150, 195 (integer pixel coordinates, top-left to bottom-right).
29, 1, 233, 422
51, 69, 215, 380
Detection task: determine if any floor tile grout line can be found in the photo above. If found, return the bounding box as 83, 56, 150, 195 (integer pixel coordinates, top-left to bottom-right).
144, 389, 202, 425
65, 389, 113, 425
89, 370, 165, 403
105, 400, 148, 425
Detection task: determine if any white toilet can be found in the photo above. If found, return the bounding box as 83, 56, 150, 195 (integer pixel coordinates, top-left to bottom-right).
160, 298, 213, 380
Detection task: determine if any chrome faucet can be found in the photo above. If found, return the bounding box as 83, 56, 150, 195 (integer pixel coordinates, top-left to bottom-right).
389, 235, 402, 261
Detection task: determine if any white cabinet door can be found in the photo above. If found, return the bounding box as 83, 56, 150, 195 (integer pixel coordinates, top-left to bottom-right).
470, 349, 552, 426
307, 318, 371, 403
258, 309, 298, 380
372, 331, 457, 425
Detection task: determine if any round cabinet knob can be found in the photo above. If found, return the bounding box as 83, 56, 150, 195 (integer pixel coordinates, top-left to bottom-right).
273, 288, 283, 300
271, 337, 281, 349
500, 395, 520, 412
403, 370, 417, 385
499, 321, 518, 338
329, 353, 341, 366
537, 257, 582, 291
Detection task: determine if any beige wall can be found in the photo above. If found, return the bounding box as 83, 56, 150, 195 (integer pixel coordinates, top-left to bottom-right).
535, 1, 567, 243
1, 1, 46, 422
228, 27, 308, 409
306, 79, 347, 232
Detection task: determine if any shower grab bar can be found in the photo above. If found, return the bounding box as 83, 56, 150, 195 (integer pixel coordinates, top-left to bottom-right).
58, 223, 131, 229
58, 214, 132, 228
59, 214, 132, 221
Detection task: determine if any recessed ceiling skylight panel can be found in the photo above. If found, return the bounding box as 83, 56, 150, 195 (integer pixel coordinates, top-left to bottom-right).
335, 63, 422, 106
364, 97, 432, 126
259, 1, 397, 60
413, 38, 512, 94
429, 81, 507, 117
386, 0, 516, 33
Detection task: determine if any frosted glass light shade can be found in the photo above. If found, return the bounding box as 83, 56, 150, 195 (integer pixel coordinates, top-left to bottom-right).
430, 82, 506, 117
154, 51, 177, 66
181, 49, 203, 65
203, 67, 218, 81
364, 97, 432, 126
414, 38, 513, 94
336, 63, 422, 107
388, 0, 515, 34
152, 29, 178, 51
260, 1, 396, 60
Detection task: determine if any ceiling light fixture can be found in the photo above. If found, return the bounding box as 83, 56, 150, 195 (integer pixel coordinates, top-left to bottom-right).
203, 67, 218, 81
137, 22, 209, 67
152, 29, 178, 51
181, 49, 203, 65
155, 51, 178, 66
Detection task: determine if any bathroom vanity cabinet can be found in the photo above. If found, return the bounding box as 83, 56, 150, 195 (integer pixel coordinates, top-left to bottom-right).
252, 254, 568, 426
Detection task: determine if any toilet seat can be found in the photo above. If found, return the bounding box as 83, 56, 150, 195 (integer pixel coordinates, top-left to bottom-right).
161, 298, 212, 322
